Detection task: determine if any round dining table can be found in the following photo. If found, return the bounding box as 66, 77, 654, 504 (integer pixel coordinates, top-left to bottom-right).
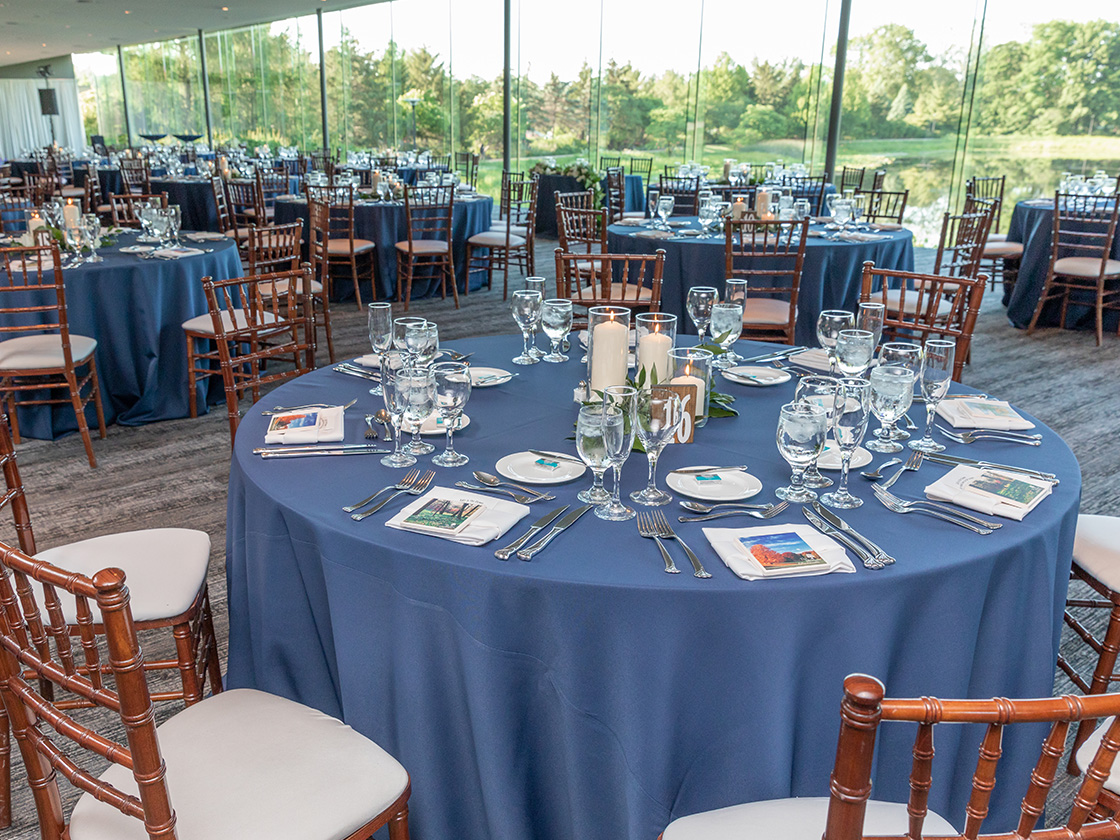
150, 177, 220, 233
535, 172, 645, 235
226, 333, 1078, 840
607, 218, 914, 344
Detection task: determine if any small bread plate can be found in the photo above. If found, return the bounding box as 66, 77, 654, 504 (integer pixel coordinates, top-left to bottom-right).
722, 366, 791, 387
666, 467, 763, 501
470, 367, 513, 387
119, 245, 154, 254
496, 451, 586, 484
401, 412, 471, 436
817, 442, 872, 470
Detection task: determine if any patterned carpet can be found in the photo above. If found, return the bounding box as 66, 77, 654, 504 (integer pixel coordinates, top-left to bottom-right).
0, 236, 1116, 836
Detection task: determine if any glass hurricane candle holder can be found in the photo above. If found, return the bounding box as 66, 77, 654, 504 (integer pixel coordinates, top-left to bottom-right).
668, 347, 713, 428
635, 312, 676, 387
587, 306, 630, 397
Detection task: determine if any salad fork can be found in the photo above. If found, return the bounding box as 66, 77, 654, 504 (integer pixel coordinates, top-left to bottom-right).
873, 485, 1002, 530
453, 481, 554, 504
677, 501, 790, 523
351, 471, 435, 521
636, 512, 679, 574
879, 450, 923, 490
343, 469, 419, 512
934, 424, 1041, 446
651, 510, 712, 579
871, 485, 993, 534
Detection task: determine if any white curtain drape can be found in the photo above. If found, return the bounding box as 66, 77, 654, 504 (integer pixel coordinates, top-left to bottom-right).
0, 79, 85, 160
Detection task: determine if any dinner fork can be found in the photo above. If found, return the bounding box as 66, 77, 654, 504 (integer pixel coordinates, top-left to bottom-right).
636, 512, 680, 574
871, 485, 993, 534
651, 510, 712, 579
351, 471, 435, 520
934, 424, 1042, 446
677, 501, 790, 523
343, 469, 419, 512
453, 482, 555, 504
879, 450, 924, 490
873, 485, 1002, 530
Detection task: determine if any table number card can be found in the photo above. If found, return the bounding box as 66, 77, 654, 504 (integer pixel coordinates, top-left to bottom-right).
654, 384, 696, 443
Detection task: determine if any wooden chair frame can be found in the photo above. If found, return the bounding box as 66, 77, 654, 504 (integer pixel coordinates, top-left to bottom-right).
557, 205, 608, 258
307, 183, 375, 309
966, 175, 1008, 232
724, 218, 810, 345
0, 189, 33, 235
466, 178, 537, 300
840, 165, 866, 194
554, 248, 664, 330
600, 155, 621, 170
932, 209, 993, 280
605, 166, 626, 224
870, 169, 887, 191
657, 175, 701, 216
263, 215, 333, 364
396, 185, 457, 311
628, 157, 653, 182
856, 188, 909, 224
108, 192, 168, 228
119, 157, 151, 194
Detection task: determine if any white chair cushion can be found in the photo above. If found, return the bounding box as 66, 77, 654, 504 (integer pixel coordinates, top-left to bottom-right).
0, 334, 97, 370
222, 227, 250, 240
578, 282, 653, 302
59, 187, 85, 199
327, 237, 375, 255
36, 529, 210, 623
987, 232, 1008, 242
181, 309, 281, 335
490, 223, 529, 237
662, 796, 957, 840
1075, 715, 1120, 789
883, 288, 953, 317
469, 230, 527, 248
259, 277, 324, 296
395, 239, 449, 254
742, 298, 793, 326
1054, 257, 1120, 278
981, 241, 1023, 259
68, 688, 410, 840
1073, 514, 1120, 591
622, 211, 646, 219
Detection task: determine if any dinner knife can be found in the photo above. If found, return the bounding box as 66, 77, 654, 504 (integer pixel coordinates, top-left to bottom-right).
812, 502, 896, 566
528, 449, 586, 466
516, 504, 594, 561
669, 465, 750, 475
332, 365, 382, 382
737, 346, 807, 364
494, 505, 570, 561
922, 453, 1059, 484
253, 443, 384, 454
801, 507, 879, 569
258, 446, 390, 459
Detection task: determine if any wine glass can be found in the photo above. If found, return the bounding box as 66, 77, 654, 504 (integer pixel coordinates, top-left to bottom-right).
81, 214, 103, 263
393, 316, 426, 364
832, 199, 853, 230
867, 365, 915, 454
524, 277, 546, 360
401, 366, 437, 457
540, 298, 573, 363
380, 368, 417, 468
630, 389, 683, 506
794, 375, 841, 489
405, 320, 439, 367
686, 286, 718, 342
646, 189, 660, 226
656, 195, 675, 230
835, 329, 876, 378
431, 361, 471, 467
816, 310, 853, 374
857, 302, 885, 348
775, 402, 827, 503
367, 302, 393, 396
709, 302, 744, 369
910, 339, 955, 453
576, 404, 613, 505
877, 342, 921, 440
820, 378, 872, 509
510, 289, 542, 365
166, 204, 182, 246
597, 385, 637, 521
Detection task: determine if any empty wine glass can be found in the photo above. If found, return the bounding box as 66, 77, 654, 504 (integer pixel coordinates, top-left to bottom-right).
598, 385, 637, 521
81, 214, 103, 263
401, 366, 437, 457
657, 195, 675, 230
835, 329, 876, 377
524, 277, 546, 360
646, 189, 660, 225
630, 389, 684, 506
795, 375, 841, 489
431, 361, 471, 467
393, 315, 426, 364
687, 286, 718, 342
709, 302, 744, 369
867, 365, 915, 454
510, 289, 542, 365
367, 302, 393, 396
910, 339, 955, 453
857, 302, 885, 348
816, 310, 853, 374
381, 369, 417, 468
540, 298, 573, 363
820, 378, 872, 510
576, 404, 613, 505
775, 402, 828, 503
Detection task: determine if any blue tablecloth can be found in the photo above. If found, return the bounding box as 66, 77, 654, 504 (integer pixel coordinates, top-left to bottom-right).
226, 333, 1079, 840
608, 218, 914, 344
535, 172, 644, 235
1005, 199, 1120, 332
273, 195, 494, 302
150, 178, 219, 233
0, 233, 242, 439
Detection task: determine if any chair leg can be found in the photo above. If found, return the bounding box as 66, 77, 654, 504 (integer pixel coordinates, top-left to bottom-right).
172, 620, 204, 706
186, 335, 201, 418
65, 370, 97, 469
1068, 597, 1120, 773
5, 391, 19, 445
319, 295, 336, 364
447, 256, 460, 309
200, 593, 224, 695
1027, 272, 1057, 335
1097, 282, 1105, 347
0, 701, 9, 829
88, 358, 106, 439
350, 253, 363, 310
388, 804, 410, 840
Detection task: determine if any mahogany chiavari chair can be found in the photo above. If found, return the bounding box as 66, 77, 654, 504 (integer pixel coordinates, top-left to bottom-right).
209, 175, 247, 246
119, 156, 151, 194
628, 156, 653, 183
108, 191, 168, 228
855, 188, 909, 224
466, 176, 538, 299
660, 673, 1120, 840
724, 217, 810, 345
556, 205, 608, 270
396, 185, 457, 310
870, 169, 887, 191
82, 163, 112, 220
785, 174, 828, 216
605, 166, 644, 225
839, 165, 866, 194
967, 175, 1024, 291
225, 178, 266, 238
307, 182, 375, 309
554, 248, 664, 330
454, 151, 479, 188
0, 188, 34, 235
599, 154, 621, 170
932, 208, 994, 281
658, 174, 701, 216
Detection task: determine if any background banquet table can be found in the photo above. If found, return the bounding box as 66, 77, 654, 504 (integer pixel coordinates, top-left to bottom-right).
273, 194, 493, 302
607, 218, 914, 343
150, 177, 220, 232
709, 181, 837, 215
535, 172, 645, 235
226, 333, 1077, 840
0, 233, 242, 439
1004, 198, 1120, 332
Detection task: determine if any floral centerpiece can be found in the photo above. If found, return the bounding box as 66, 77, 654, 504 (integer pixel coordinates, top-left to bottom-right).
530, 157, 605, 206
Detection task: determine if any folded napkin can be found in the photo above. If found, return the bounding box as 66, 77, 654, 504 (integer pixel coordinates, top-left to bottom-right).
925, 464, 1051, 521
868, 222, 904, 232
634, 229, 673, 239
354, 354, 381, 368
810, 216, 833, 224
836, 231, 890, 242
264, 405, 345, 445
676, 229, 702, 237
152, 247, 205, 259
386, 486, 530, 546
936, 398, 1035, 431
616, 218, 646, 226
186, 232, 228, 242
703, 523, 856, 580
788, 348, 832, 371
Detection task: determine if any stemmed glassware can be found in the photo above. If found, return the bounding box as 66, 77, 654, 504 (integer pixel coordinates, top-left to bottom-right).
524, 277, 546, 360
856, 302, 885, 348
775, 402, 828, 503
867, 365, 915, 454
876, 342, 921, 441
367, 302, 393, 396
646, 190, 660, 225
166, 205, 182, 247
510, 289, 542, 365
400, 366, 437, 458
820, 378, 872, 509
576, 404, 613, 505
81, 214, 103, 263
630, 389, 684, 506
816, 310, 853, 374
794, 375, 841, 489
393, 316, 426, 365
405, 320, 439, 367
597, 385, 637, 521
540, 298, 573, 362
431, 361, 471, 467
380, 365, 416, 468
687, 286, 718, 343
910, 339, 955, 453
835, 329, 876, 377
656, 195, 675, 230
709, 301, 744, 369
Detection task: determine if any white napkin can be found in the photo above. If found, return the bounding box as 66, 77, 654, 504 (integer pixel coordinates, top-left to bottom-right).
263, 405, 345, 445
788, 348, 832, 371
355, 354, 380, 368
936, 398, 1035, 431
578, 329, 637, 349
702, 524, 856, 580
186, 232, 228, 242
925, 464, 1051, 521
868, 222, 904, 232
836, 231, 890, 242
152, 247, 205, 259
386, 486, 530, 546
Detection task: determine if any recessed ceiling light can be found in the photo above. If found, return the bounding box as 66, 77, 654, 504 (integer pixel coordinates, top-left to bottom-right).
123, 9, 130, 13
221, 5, 228, 9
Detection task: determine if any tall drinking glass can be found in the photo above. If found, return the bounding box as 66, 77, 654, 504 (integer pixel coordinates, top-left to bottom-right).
910, 339, 955, 453
630, 389, 683, 506
81, 214, 103, 263
709, 302, 744, 369
656, 195, 675, 230
367, 302, 393, 396
816, 310, 853, 374
775, 402, 827, 503
820, 379, 872, 509
405, 320, 439, 367
576, 404, 613, 505
511, 290, 542, 365
393, 315, 426, 364
794, 375, 841, 489
431, 361, 471, 467
597, 385, 637, 521
686, 286, 718, 343
877, 342, 921, 440
867, 366, 915, 454
380, 369, 417, 468
540, 299, 573, 362
835, 329, 875, 378
857, 302, 885, 348
646, 189, 660, 224
524, 277, 546, 360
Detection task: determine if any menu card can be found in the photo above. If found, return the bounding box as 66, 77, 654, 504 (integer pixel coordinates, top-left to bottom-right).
263, 405, 345, 445
925, 465, 1051, 520
936, 398, 1035, 431
702, 523, 856, 580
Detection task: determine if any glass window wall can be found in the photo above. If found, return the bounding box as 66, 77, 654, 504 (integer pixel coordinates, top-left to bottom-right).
120, 37, 205, 143
73, 50, 127, 148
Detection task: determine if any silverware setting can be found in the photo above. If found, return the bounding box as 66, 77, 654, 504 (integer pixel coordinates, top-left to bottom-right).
677, 501, 789, 523
472, 471, 551, 499
874, 486, 1001, 530
649, 509, 711, 577
860, 457, 902, 480
802, 506, 885, 570
494, 505, 569, 560
374, 408, 393, 441
528, 449, 585, 466
333, 364, 381, 382
476, 372, 519, 385
364, 414, 378, 439
679, 500, 774, 513
256, 445, 389, 459
879, 451, 924, 490
350, 470, 435, 521
454, 481, 555, 504
262, 398, 357, 416
811, 502, 896, 568
636, 512, 680, 574
737, 346, 807, 364
921, 452, 1058, 484
934, 424, 1042, 446
343, 468, 418, 512
516, 504, 594, 561
871, 484, 994, 534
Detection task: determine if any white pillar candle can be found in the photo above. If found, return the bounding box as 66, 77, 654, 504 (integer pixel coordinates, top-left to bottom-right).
28, 214, 46, 232
62, 200, 80, 229
670, 366, 706, 419
590, 317, 628, 394
755, 190, 771, 219
637, 329, 672, 386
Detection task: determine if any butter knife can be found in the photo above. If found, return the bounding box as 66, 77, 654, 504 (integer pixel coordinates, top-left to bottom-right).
528, 449, 586, 466
922, 453, 1059, 484
802, 507, 880, 570
516, 504, 594, 561
812, 502, 896, 566
259, 446, 390, 459
738, 346, 806, 364
494, 505, 569, 561
332, 365, 382, 382
253, 442, 382, 454
669, 465, 750, 476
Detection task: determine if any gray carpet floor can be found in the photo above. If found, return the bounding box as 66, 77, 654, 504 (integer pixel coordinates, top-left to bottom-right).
0, 236, 1116, 837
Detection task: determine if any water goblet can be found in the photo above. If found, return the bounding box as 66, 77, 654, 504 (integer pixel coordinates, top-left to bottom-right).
405, 320, 439, 367
867, 365, 915, 454
686, 286, 718, 343
646, 189, 660, 225
775, 402, 827, 503
630, 389, 683, 506
540, 298, 573, 362
794, 375, 841, 489
656, 195, 675, 230
166, 204, 182, 246
816, 310, 853, 374
524, 277, 546, 360
831, 199, 853, 230
910, 339, 955, 453
510, 289, 542, 365
835, 329, 875, 378
820, 378, 872, 509
431, 361, 471, 467
401, 366, 437, 457
81, 213, 103, 263
857, 301, 885, 348
597, 385, 637, 521
380, 369, 417, 468
709, 302, 744, 369
877, 341, 921, 440
576, 404, 613, 505
794, 198, 811, 221
824, 192, 839, 222
393, 315, 426, 364
367, 302, 393, 396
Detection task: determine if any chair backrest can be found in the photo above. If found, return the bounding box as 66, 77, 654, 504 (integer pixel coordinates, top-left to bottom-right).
0, 188, 34, 234
109, 192, 168, 227
256, 169, 289, 208
965, 175, 1007, 230
725, 218, 810, 337
0, 411, 37, 555
629, 157, 653, 181
600, 155, 621, 170
839, 165, 866, 194
0, 243, 79, 373
557, 206, 607, 255
555, 189, 593, 217
119, 157, 151, 193
933, 210, 992, 280
506, 177, 538, 238
83, 164, 103, 212
605, 167, 626, 224
307, 198, 332, 295
210, 176, 233, 233
23, 174, 55, 206
870, 169, 886, 191
402, 185, 454, 249
554, 247, 664, 328
1049, 192, 1120, 273
658, 175, 701, 216
225, 178, 265, 230
306, 183, 358, 249
856, 189, 909, 224
247, 221, 303, 277
859, 260, 985, 382
819, 673, 1120, 840
202, 266, 316, 445
497, 170, 526, 220
785, 175, 827, 212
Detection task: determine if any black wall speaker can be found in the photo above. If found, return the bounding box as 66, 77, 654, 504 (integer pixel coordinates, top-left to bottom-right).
38, 89, 59, 117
